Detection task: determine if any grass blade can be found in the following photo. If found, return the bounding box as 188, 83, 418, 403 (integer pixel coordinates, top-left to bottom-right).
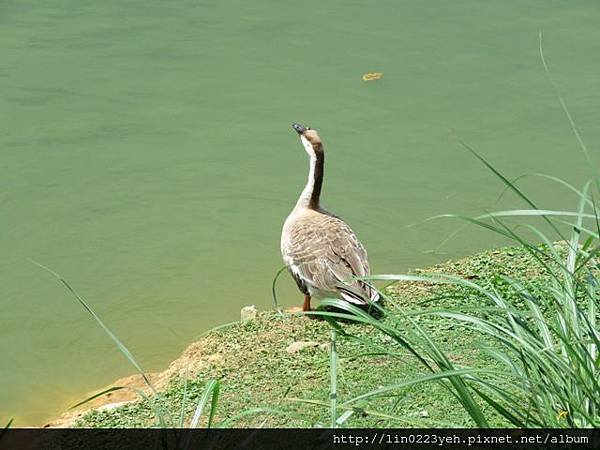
539, 32, 598, 186
330, 330, 338, 428
189, 379, 220, 429
459, 140, 567, 243
271, 266, 287, 317
30, 260, 154, 390
69, 386, 127, 410
1, 418, 13, 440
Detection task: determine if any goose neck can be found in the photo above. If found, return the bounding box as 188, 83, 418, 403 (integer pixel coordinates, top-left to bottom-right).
295, 152, 324, 210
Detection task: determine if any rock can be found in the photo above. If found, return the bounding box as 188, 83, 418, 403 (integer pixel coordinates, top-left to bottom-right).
418, 410, 429, 418
285, 341, 319, 354
241, 305, 257, 323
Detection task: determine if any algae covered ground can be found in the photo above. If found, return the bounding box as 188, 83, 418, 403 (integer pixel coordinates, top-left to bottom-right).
65, 245, 561, 428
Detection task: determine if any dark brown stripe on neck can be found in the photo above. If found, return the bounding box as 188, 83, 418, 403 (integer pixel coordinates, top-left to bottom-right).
308, 152, 324, 209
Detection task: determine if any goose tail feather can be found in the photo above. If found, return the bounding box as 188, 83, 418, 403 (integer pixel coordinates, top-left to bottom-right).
336, 284, 384, 318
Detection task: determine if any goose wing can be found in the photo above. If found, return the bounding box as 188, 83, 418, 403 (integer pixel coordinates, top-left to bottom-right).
282, 212, 376, 304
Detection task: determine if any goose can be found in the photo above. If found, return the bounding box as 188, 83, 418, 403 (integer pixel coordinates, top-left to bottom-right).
280, 123, 380, 313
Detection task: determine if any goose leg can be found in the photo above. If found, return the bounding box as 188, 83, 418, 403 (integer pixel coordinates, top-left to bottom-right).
302, 294, 312, 312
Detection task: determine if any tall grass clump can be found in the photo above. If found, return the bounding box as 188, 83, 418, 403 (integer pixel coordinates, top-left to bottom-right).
314, 171, 599, 427
313, 145, 599, 426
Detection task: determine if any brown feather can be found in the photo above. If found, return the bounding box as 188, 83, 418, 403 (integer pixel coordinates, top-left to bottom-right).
281, 208, 376, 304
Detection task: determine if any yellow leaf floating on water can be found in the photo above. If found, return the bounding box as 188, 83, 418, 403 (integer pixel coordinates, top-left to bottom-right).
362, 72, 383, 81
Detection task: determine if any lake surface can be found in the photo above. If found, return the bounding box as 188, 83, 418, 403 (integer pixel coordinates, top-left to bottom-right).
1, 0, 599, 425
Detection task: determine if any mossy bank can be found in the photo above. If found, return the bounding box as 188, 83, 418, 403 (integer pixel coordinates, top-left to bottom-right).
46, 244, 565, 428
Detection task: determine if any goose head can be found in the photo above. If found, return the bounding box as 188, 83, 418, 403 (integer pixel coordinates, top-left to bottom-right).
292, 123, 323, 157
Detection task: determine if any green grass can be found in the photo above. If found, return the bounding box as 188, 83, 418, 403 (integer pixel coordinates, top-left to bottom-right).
69, 244, 559, 428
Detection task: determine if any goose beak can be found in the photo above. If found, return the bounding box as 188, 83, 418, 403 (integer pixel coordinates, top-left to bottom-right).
292, 123, 307, 135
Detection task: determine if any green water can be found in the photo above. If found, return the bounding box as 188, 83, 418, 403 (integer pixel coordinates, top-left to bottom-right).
2, 0, 599, 425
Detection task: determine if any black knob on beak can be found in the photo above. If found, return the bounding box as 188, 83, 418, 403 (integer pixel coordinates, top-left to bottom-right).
292, 123, 307, 135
